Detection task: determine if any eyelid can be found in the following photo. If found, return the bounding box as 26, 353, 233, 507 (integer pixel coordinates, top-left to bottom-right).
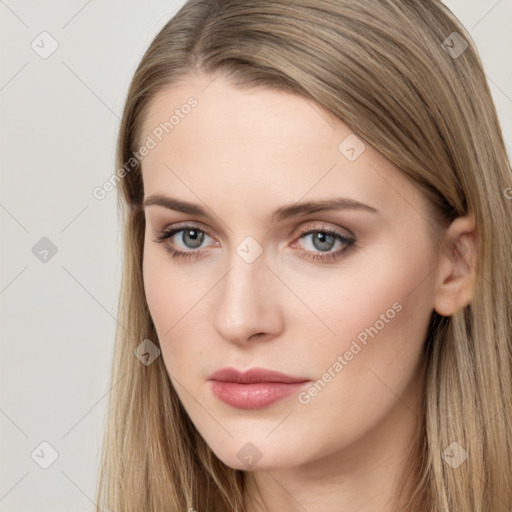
293, 221, 355, 239
155, 220, 353, 245
153, 220, 216, 240
161, 222, 219, 249
159, 220, 213, 233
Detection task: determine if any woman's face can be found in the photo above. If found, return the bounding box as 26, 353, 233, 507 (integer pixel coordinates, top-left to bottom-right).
140, 73, 439, 471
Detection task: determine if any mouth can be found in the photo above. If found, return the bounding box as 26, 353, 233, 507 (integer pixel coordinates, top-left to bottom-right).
208, 367, 311, 409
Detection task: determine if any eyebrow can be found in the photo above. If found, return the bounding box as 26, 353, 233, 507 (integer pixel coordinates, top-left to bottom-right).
142, 194, 379, 222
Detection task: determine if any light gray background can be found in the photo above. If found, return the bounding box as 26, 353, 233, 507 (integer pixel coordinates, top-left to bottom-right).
1, 1, 511, 511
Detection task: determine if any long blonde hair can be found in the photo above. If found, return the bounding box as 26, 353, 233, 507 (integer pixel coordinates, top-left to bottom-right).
96, 1, 512, 510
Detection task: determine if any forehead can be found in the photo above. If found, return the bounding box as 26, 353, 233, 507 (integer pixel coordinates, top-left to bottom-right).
139, 74, 424, 222
141, 75, 342, 154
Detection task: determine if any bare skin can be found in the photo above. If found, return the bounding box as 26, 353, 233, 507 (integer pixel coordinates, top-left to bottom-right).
139, 73, 477, 511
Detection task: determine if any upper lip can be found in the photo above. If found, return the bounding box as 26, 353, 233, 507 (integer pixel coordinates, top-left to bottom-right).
208, 367, 309, 384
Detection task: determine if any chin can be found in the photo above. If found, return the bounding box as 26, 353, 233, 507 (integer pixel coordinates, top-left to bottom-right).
207, 439, 305, 472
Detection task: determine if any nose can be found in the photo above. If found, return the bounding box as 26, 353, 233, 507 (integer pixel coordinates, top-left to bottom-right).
213, 253, 284, 346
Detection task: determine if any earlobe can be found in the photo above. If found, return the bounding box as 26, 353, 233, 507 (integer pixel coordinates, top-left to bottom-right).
433, 215, 478, 317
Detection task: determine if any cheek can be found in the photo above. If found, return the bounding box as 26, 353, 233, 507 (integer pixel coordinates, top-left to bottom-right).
281, 248, 434, 461
142, 245, 171, 329
301, 241, 435, 409
299, 238, 434, 345
143, 237, 200, 328
142, 242, 212, 375
142, 242, 187, 357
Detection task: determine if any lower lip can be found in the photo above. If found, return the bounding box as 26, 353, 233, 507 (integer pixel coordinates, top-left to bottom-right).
209, 381, 309, 409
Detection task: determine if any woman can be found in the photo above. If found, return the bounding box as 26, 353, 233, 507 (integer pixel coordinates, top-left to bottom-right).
96, 1, 512, 510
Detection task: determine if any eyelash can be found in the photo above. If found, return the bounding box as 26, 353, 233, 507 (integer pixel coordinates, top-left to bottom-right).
152, 223, 356, 263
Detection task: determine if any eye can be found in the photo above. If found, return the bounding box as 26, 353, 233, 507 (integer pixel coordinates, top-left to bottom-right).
292, 226, 356, 263
152, 223, 357, 263
152, 225, 215, 261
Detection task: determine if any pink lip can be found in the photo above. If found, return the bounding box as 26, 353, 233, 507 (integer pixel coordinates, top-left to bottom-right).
208, 367, 310, 409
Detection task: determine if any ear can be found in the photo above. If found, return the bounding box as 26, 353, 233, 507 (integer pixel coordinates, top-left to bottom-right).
433, 215, 478, 317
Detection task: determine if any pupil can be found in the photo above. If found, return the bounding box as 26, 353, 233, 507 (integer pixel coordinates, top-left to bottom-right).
184, 229, 203, 248
313, 232, 334, 251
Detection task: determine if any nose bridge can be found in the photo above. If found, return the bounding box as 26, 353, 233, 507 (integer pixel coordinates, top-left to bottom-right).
213, 249, 282, 344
